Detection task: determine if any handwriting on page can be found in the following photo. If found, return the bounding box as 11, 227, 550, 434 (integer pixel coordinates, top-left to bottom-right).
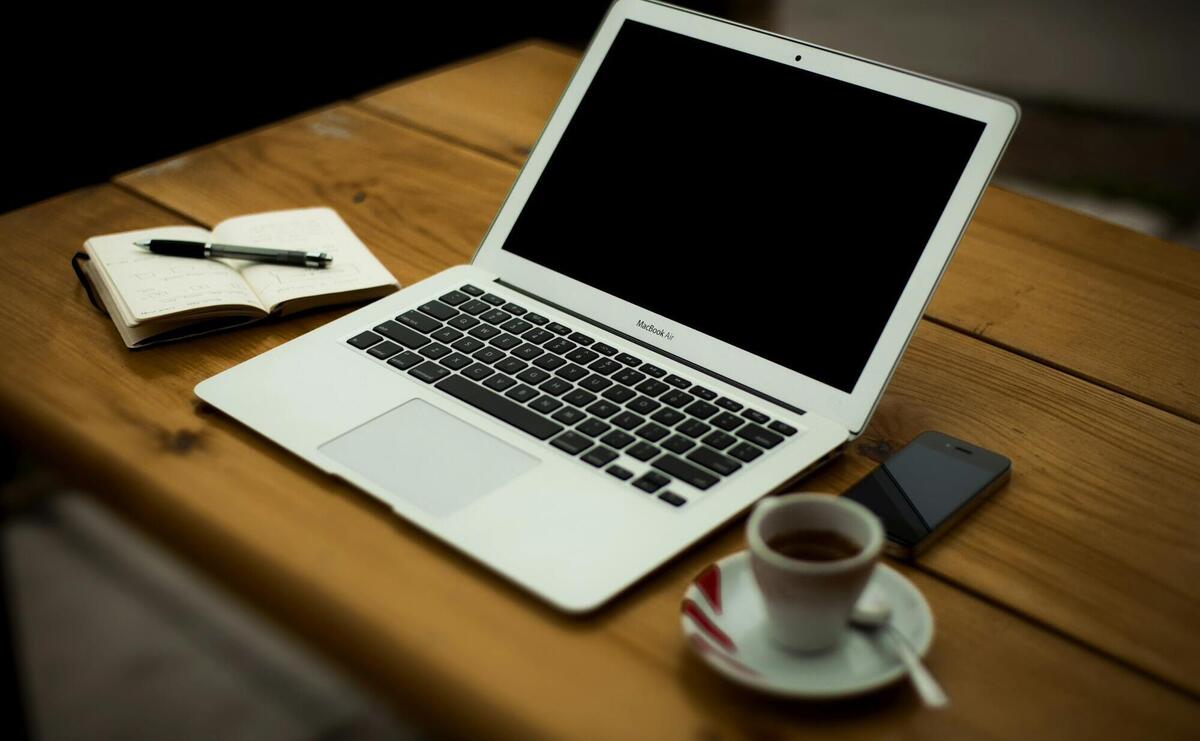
90, 232, 263, 321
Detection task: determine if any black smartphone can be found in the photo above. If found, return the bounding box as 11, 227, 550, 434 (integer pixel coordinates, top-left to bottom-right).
843, 431, 1011, 557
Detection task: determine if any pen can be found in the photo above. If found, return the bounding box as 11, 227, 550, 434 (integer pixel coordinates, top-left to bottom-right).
133, 239, 332, 268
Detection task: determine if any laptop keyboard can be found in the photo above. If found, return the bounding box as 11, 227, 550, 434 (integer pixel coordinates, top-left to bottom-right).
344, 284, 802, 508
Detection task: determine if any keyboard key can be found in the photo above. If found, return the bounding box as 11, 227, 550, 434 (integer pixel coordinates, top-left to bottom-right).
769, 420, 798, 436
683, 400, 719, 419
524, 312, 549, 325
677, 419, 711, 438
517, 368, 553, 385
588, 358, 621, 376
481, 293, 506, 306
592, 342, 617, 356
556, 364, 589, 382
437, 375, 562, 440
550, 430, 592, 455
367, 340, 402, 359
460, 284, 484, 296
495, 357, 528, 375
633, 471, 670, 493
611, 412, 645, 431
511, 343, 544, 361
579, 374, 613, 392
552, 406, 586, 425
742, 408, 770, 425
566, 347, 599, 364
473, 347, 505, 364
431, 326, 463, 344
544, 338, 577, 355
627, 442, 660, 461
564, 389, 596, 407
661, 390, 693, 409
702, 431, 736, 450
690, 386, 717, 401
447, 314, 480, 330
501, 303, 527, 316
585, 400, 620, 418
537, 377, 571, 396
577, 418, 611, 437
546, 322, 571, 335
716, 397, 743, 412
662, 435, 695, 455
664, 374, 691, 389
419, 301, 458, 321
641, 364, 666, 378
452, 336, 484, 353
533, 354, 566, 371
606, 465, 633, 481
653, 455, 719, 490
658, 491, 687, 507
600, 430, 634, 449
347, 330, 382, 349
634, 379, 669, 397
505, 384, 538, 403
481, 308, 512, 325
461, 362, 494, 381
651, 408, 684, 426
459, 299, 490, 315
489, 333, 522, 350
439, 352, 472, 370
728, 442, 763, 463
636, 422, 670, 443
439, 290, 469, 306
582, 446, 618, 467
602, 385, 636, 403
500, 318, 533, 335
613, 368, 646, 386
522, 328, 554, 344
626, 396, 661, 415
736, 423, 785, 449
409, 361, 450, 384
529, 395, 562, 414
374, 321, 429, 349
469, 324, 500, 340
567, 332, 594, 346
419, 343, 451, 359
614, 353, 642, 366
387, 351, 422, 370
483, 373, 517, 392
711, 412, 744, 431
399, 310, 442, 333
687, 447, 742, 476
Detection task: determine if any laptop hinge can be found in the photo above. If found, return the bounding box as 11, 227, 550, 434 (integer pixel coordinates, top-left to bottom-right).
494, 278, 807, 417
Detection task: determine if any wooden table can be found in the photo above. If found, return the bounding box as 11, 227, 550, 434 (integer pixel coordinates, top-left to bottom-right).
2, 42, 1198, 739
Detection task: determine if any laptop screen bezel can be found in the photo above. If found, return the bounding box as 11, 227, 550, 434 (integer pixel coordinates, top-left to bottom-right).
472, 0, 1019, 434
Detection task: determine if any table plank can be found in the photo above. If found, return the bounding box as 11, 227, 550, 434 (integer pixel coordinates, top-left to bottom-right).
115, 102, 1200, 693
359, 43, 1200, 423
0, 187, 1197, 739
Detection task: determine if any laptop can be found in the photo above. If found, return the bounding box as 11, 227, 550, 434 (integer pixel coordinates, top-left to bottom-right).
196, 0, 1018, 613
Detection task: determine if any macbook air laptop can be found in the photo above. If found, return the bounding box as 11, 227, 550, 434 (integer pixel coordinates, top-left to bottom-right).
196, 0, 1018, 613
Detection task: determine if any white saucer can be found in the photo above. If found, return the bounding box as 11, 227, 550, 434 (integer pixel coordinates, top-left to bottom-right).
680, 550, 934, 699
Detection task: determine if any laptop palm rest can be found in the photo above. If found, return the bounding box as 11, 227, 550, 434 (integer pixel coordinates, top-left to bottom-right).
319, 399, 539, 518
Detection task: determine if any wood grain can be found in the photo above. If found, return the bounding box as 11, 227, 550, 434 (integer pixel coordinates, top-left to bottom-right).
361, 42, 1200, 422
1, 186, 1197, 740
115, 101, 1200, 693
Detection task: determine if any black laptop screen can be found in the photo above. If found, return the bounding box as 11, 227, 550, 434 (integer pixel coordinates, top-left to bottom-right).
500, 20, 985, 394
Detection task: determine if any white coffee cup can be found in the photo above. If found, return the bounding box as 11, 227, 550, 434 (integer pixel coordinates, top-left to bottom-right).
747, 493, 884, 652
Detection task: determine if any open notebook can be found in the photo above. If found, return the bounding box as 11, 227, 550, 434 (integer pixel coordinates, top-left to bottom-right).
75, 208, 399, 348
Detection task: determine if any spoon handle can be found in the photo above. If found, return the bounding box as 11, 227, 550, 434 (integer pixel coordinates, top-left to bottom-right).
887, 626, 949, 708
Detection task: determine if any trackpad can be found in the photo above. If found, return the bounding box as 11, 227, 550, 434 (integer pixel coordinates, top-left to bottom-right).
319, 399, 539, 518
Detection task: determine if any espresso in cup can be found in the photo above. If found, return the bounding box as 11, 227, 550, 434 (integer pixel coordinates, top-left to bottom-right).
747, 494, 884, 652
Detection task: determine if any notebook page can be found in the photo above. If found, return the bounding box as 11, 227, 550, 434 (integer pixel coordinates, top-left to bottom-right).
87, 226, 266, 323
213, 208, 397, 311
